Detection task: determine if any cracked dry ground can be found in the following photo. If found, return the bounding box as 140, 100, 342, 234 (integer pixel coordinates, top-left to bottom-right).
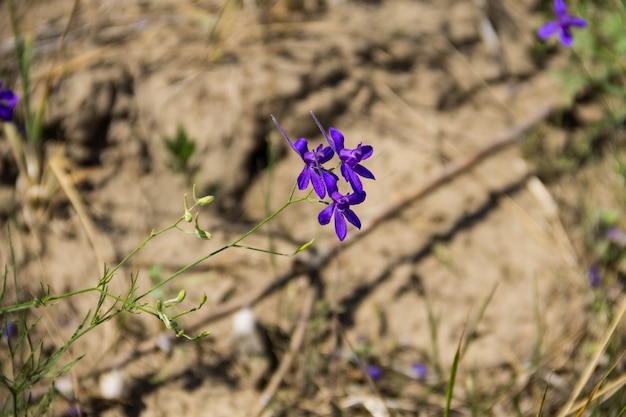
0, 0, 598, 416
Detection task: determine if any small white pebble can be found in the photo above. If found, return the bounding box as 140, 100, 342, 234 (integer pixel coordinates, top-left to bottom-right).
156, 332, 173, 354
232, 307, 256, 336
54, 375, 75, 400
99, 369, 125, 400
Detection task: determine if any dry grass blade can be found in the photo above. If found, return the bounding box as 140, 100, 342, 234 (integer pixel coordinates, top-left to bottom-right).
4, 123, 29, 185
557, 296, 626, 417
571, 353, 626, 416
252, 277, 317, 417
48, 155, 116, 268
39, 0, 80, 101
337, 320, 391, 417
526, 177, 578, 267
536, 375, 550, 417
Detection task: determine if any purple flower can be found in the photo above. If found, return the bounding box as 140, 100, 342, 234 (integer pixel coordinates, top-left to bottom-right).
2, 320, 17, 339
326, 128, 375, 194
272, 115, 335, 198
293, 139, 336, 198
537, 0, 587, 48
411, 362, 427, 380
606, 227, 626, 247
0, 82, 18, 122
318, 176, 366, 241
367, 365, 383, 383
271, 112, 374, 241
63, 406, 81, 417
588, 265, 602, 288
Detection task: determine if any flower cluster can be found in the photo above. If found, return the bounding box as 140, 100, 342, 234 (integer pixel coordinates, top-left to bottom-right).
537, 0, 587, 48
0, 81, 18, 123
272, 112, 375, 241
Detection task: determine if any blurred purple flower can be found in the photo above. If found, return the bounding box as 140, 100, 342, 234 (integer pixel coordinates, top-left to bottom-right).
0, 82, 18, 122
537, 0, 587, 48
2, 320, 17, 339
272, 115, 335, 198
588, 265, 602, 288
318, 175, 366, 241
367, 365, 383, 382
411, 362, 427, 380
606, 227, 626, 247
64, 406, 81, 417
326, 127, 375, 194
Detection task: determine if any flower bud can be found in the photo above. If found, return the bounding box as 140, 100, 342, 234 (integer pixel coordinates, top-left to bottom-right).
192, 184, 214, 206
183, 194, 192, 222
196, 195, 215, 206
194, 213, 212, 240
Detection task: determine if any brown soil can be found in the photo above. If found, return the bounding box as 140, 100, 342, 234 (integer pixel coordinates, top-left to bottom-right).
0, 0, 607, 416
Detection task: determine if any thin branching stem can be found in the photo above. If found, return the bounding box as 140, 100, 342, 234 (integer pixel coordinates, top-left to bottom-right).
137, 194, 308, 299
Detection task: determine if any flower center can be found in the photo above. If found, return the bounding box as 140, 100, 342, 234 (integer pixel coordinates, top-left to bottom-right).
335, 195, 350, 211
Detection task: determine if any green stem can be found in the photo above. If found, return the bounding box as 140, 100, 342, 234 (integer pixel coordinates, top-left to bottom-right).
0, 283, 153, 316
1, 192, 307, 320
104, 220, 184, 281
0, 220, 184, 315
137, 194, 308, 299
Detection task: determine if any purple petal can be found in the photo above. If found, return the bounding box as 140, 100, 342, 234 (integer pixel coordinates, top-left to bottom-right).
588, 265, 602, 288
340, 163, 351, 182
328, 128, 345, 152
0, 108, 12, 121
310, 169, 327, 199
0, 88, 18, 122
64, 406, 81, 417
559, 28, 574, 47
272, 115, 298, 151
297, 167, 311, 191
554, 0, 567, 17
537, 21, 560, 40
310, 111, 333, 144
329, 191, 344, 204
354, 164, 375, 180
341, 165, 363, 193
412, 363, 427, 380
318, 204, 334, 225
343, 208, 361, 229
359, 144, 374, 160
0, 90, 15, 101
567, 16, 587, 28
293, 138, 309, 158
322, 170, 339, 194
2, 321, 17, 338
0, 107, 14, 121
334, 209, 347, 241
347, 191, 366, 205
318, 146, 335, 163
367, 365, 382, 382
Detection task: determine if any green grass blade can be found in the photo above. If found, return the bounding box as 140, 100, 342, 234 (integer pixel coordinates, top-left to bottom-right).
444, 317, 468, 417
536, 376, 550, 417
